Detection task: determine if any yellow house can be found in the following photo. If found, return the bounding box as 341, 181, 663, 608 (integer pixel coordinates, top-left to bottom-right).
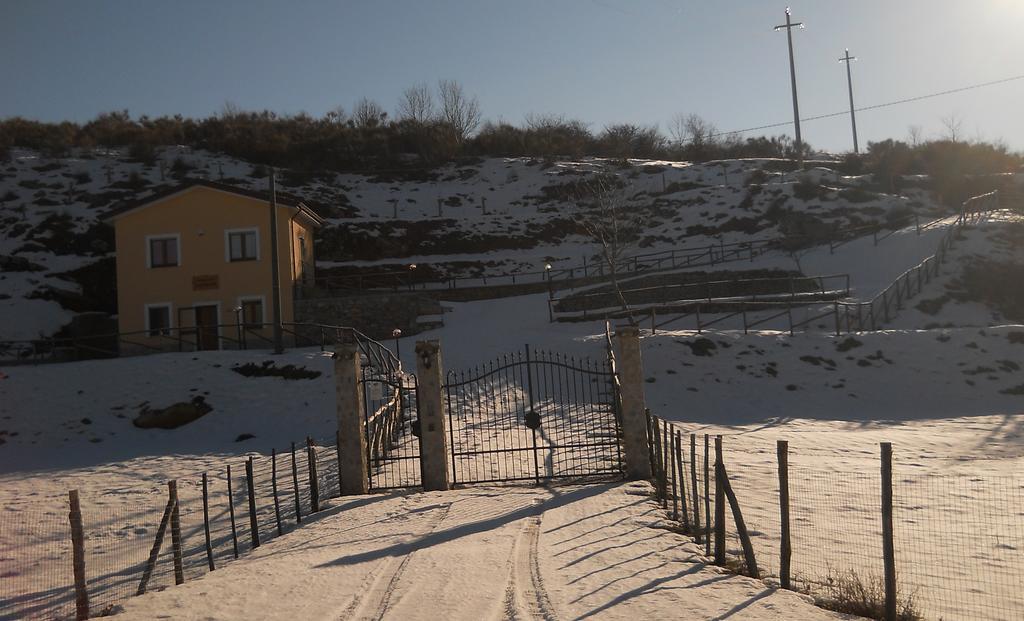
103, 180, 324, 351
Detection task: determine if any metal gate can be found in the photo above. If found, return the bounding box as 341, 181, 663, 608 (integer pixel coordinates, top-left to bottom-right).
360, 368, 422, 490
443, 346, 624, 485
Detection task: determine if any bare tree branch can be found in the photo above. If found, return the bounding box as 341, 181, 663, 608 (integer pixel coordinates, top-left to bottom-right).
438, 79, 481, 143
397, 83, 435, 124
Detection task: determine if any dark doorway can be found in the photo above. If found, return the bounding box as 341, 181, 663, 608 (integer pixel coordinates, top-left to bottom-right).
194, 304, 220, 351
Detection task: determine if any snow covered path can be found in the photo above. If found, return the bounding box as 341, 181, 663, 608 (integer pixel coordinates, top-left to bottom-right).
112, 482, 843, 620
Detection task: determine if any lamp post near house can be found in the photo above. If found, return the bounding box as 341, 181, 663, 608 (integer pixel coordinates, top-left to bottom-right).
545, 263, 553, 299
233, 306, 243, 349
393, 328, 402, 364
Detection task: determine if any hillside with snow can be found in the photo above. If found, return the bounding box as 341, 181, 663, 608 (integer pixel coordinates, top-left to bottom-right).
0, 146, 955, 341
3, 145, 1024, 620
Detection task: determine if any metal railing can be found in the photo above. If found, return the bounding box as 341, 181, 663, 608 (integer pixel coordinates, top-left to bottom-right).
550, 273, 851, 321
0, 322, 401, 373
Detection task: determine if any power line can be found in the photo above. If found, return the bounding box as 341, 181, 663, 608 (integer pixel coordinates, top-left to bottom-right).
712, 72, 1024, 138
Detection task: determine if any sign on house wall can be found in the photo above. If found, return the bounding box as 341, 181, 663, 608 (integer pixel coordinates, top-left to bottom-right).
192, 275, 220, 291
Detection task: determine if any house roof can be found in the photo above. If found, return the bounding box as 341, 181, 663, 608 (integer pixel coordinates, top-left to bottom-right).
100, 179, 326, 228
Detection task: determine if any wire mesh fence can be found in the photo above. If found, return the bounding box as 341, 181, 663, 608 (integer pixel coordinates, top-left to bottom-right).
647, 414, 1024, 621
0, 437, 355, 620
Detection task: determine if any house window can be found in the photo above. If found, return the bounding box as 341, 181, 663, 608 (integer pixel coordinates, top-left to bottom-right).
241, 298, 263, 328
148, 236, 179, 268
146, 304, 172, 336
227, 229, 259, 262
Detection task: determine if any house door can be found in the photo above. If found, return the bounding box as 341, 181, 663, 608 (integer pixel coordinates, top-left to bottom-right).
194, 305, 220, 351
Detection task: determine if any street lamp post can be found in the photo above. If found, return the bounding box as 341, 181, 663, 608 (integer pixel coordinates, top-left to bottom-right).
775, 8, 806, 170
392, 328, 402, 367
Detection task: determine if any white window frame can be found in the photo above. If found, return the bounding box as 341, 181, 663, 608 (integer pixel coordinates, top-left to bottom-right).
146, 234, 181, 269
144, 302, 174, 337
225, 227, 260, 263
237, 295, 266, 329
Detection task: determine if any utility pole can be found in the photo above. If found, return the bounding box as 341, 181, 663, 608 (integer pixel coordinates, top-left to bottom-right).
774, 7, 805, 169
269, 168, 284, 354
840, 48, 859, 154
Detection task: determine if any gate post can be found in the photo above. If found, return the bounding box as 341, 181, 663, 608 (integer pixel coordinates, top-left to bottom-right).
415, 340, 450, 491
616, 326, 652, 480
335, 337, 368, 495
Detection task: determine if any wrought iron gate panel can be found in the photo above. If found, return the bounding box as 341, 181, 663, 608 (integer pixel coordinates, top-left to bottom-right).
360, 369, 422, 490
443, 346, 624, 485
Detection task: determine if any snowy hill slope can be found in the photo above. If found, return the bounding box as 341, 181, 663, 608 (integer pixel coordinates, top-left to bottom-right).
0, 147, 945, 340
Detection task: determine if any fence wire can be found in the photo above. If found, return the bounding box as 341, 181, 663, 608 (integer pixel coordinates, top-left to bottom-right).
649, 418, 1024, 621
0, 436, 360, 620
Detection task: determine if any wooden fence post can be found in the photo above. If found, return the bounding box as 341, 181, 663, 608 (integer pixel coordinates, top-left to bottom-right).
778, 441, 791, 590
291, 441, 302, 524
227, 465, 239, 559
675, 430, 690, 532
201, 473, 215, 571
307, 437, 321, 513
670, 429, 679, 521
646, 410, 656, 484
881, 442, 897, 621
271, 449, 283, 537
136, 493, 175, 595
245, 457, 260, 549
68, 490, 89, 620
690, 433, 701, 544
704, 434, 711, 558
719, 457, 759, 577
713, 436, 726, 565
168, 481, 184, 585
661, 422, 670, 507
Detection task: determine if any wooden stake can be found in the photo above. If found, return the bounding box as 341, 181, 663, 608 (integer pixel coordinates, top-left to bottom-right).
68, 490, 89, 620
291, 441, 302, 524
676, 430, 690, 532
881, 442, 897, 621
778, 441, 791, 589
713, 437, 726, 565
271, 449, 283, 537
670, 430, 679, 521
168, 480, 184, 585
704, 434, 711, 557
227, 465, 239, 559
690, 434, 701, 543
245, 457, 260, 549
202, 473, 215, 571
137, 494, 174, 595
307, 437, 320, 513
719, 458, 759, 577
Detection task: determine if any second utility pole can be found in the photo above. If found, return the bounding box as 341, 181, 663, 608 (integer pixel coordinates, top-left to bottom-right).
840, 48, 859, 154
775, 7, 805, 170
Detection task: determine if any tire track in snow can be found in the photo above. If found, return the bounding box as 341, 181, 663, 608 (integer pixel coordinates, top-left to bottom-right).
502, 498, 558, 621
341, 501, 454, 621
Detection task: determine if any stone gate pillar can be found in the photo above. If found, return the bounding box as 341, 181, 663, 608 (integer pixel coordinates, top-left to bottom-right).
415, 340, 451, 491
335, 338, 369, 495
616, 326, 652, 480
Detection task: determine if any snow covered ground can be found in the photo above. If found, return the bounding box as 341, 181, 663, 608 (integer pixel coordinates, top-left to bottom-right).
105, 482, 842, 621
2, 151, 1022, 618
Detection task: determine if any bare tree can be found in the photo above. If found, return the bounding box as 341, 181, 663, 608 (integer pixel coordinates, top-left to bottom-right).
669, 113, 718, 159
906, 124, 923, 148
352, 97, 387, 129
397, 83, 435, 124
324, 105, 348, 125
572, 173, 644, 320
940, 112, 964, 143
438, 79, 481, 142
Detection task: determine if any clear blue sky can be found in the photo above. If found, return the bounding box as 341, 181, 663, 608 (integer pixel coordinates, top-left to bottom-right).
3, 0, 1023, 152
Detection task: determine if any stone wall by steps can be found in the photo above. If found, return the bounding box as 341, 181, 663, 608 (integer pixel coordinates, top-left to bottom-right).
294, 292, 444, 341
